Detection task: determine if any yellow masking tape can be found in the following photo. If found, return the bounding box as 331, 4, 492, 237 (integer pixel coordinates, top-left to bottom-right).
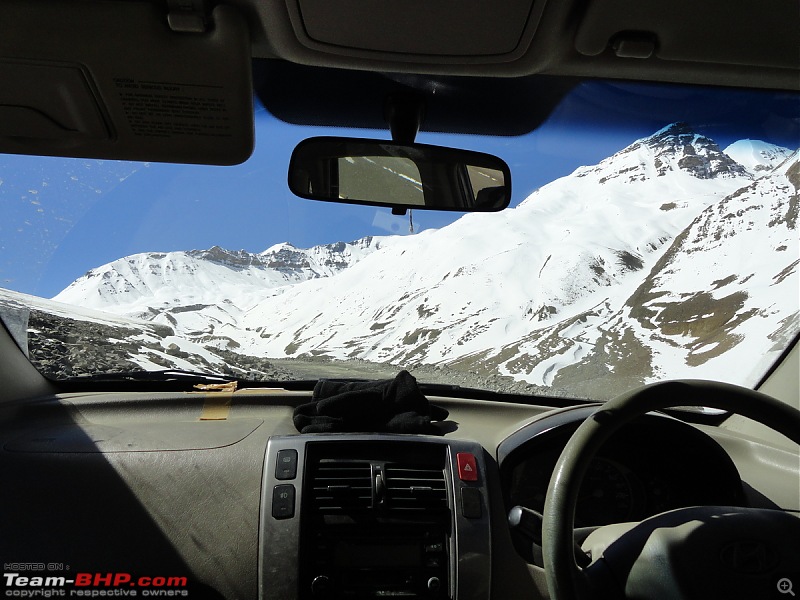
199, 394, 233, 420
196, 383, 293, 419
196, 383, 237, 421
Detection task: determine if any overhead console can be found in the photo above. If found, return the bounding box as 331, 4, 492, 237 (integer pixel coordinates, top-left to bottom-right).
259, 436, 491, 600
283, 0, 543, 63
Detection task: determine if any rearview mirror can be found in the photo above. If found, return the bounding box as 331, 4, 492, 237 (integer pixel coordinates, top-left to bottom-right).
288, 137, 511, 212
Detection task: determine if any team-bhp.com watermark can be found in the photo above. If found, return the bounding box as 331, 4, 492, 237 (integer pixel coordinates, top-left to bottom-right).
3, 568, 189, 598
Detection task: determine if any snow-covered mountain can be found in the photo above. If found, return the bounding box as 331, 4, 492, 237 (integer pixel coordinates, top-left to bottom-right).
724, 139, 795, 176
53, 236, 388, 340
227, 123, 759, 362
6, 124, 797, 397
537, 150, 799, 397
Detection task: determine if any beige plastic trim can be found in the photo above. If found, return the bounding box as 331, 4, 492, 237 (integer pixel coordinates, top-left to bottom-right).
722, 339, 800, 450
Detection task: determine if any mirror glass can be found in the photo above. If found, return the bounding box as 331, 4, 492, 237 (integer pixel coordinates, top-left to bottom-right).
289, 137, 511, 212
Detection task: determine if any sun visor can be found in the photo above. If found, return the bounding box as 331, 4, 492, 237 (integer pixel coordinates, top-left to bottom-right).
0, 1, 253, 165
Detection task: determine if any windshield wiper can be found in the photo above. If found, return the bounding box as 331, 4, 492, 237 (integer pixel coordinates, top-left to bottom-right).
54, 368, 282, 392
56, 369, 330, 392
62, 369, 236, 384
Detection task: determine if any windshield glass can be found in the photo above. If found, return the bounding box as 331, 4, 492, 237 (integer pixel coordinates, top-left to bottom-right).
1, 81, 797, 400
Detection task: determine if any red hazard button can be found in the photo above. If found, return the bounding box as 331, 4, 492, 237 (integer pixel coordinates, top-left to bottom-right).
457, 452, 478, 481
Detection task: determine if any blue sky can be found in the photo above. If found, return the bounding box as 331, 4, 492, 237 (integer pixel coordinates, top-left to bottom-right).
1, 81, 797, 298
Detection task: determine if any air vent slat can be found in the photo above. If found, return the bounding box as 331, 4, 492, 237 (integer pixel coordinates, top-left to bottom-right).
307, 456, 450, 514
309, 459, 373, 513
384, 462, 448, 512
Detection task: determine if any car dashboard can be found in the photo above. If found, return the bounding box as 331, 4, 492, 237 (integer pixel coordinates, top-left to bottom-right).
0, 386, 795, 600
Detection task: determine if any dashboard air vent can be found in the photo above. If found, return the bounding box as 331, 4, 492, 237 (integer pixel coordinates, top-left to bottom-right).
384, 463, 448, 512
310, 459, 372, 513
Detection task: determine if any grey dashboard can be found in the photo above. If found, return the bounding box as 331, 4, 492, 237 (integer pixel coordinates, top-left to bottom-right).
0, 390, 796, 599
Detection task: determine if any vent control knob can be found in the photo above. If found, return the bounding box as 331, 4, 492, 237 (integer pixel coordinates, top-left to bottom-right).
427, 577, 441, 594
311, 575, 331, 597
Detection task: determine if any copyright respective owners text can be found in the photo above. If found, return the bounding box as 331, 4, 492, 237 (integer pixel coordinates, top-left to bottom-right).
3, 564, 191, 598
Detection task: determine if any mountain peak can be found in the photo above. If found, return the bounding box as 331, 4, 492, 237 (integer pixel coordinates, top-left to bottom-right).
640, 122, 709, 152
260, 242, 296, 255
616, 122, 749, 180
650, 121, 695, 138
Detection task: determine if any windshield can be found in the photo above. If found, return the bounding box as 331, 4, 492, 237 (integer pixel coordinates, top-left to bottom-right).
0, 80, 797, 400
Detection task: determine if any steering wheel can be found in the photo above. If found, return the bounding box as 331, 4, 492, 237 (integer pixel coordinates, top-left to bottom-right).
542, 380, 800, 600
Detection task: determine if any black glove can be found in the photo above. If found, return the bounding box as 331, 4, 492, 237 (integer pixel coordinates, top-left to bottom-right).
293, 370, 449, 435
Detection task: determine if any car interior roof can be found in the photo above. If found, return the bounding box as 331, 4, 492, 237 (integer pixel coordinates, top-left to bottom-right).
242, 0, 799, 88
0, 0, 797, 166
0, 4, 798, 600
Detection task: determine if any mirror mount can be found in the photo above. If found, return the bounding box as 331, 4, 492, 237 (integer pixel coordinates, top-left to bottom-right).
385, 93, 425, 144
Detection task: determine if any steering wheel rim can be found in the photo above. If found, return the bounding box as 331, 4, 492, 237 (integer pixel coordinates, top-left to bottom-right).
542, 379, 800, 600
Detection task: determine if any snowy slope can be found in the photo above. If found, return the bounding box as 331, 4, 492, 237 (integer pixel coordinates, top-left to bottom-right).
724, 139, 796, 176
0, 286, 219, 373
230, 124, 754, 367
53, 237, 389, 338
538, 152, 799, 396
0, 287, 294, 379
625, 150, 799, 382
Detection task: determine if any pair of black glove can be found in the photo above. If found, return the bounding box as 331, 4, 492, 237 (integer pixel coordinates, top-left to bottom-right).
293, 370, 448, 435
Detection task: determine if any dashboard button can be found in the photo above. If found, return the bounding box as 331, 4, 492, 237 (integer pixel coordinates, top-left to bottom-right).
427, 576, 441, 593
311, 575, 331, 597
425, 542, 444, 553
457, 452, 478, 481
272, 484, 295, 519
461, 487, 482, 518
276, 449, 298, 480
